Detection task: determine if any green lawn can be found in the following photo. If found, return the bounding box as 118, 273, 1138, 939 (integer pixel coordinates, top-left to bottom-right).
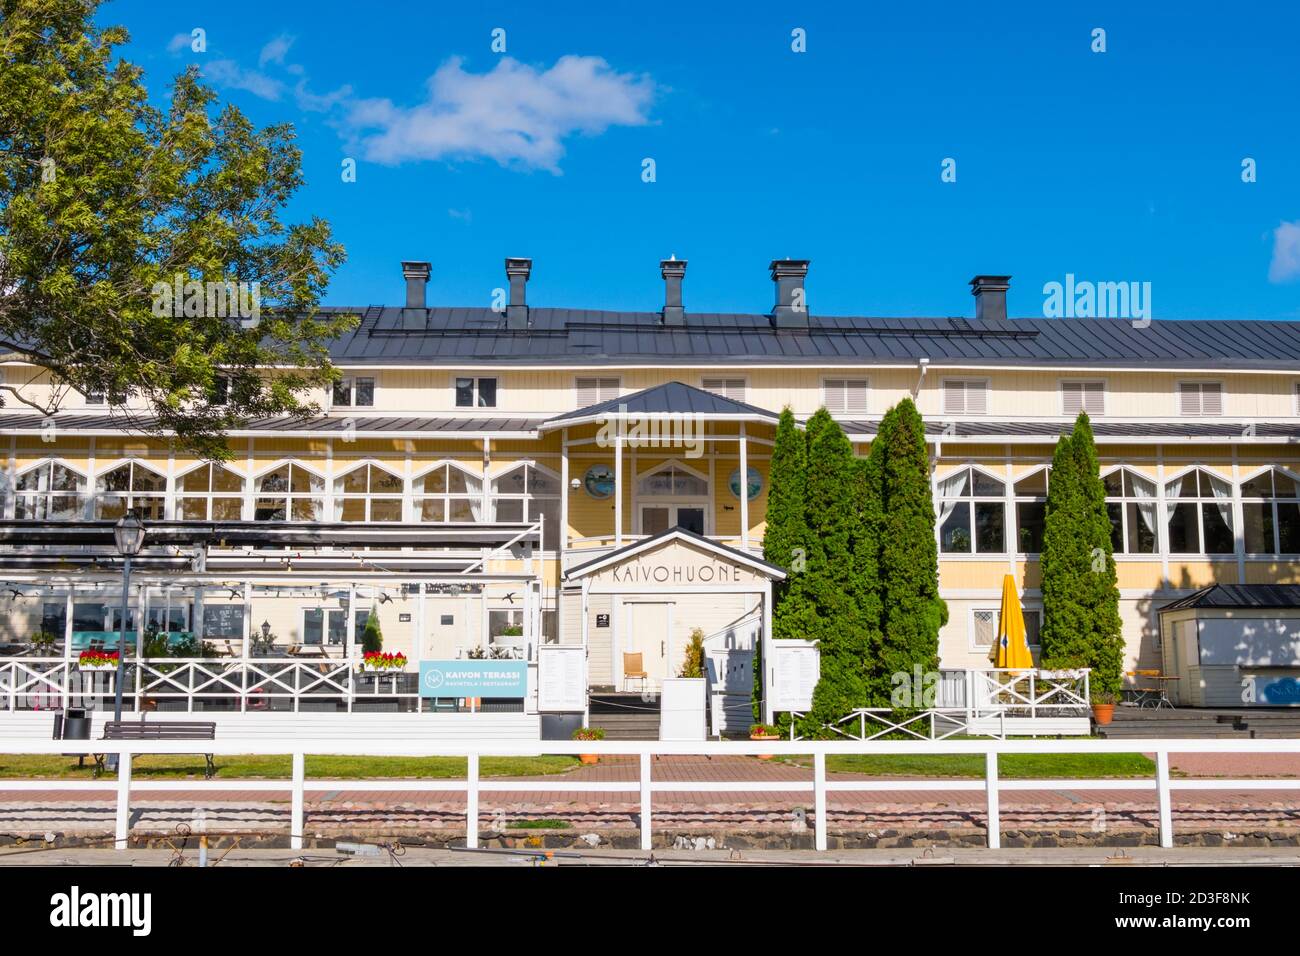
0, 754, 580, 780
784, 752, 1158, 778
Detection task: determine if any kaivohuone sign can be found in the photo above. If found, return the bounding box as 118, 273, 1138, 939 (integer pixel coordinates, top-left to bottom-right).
609, 561, 746, 584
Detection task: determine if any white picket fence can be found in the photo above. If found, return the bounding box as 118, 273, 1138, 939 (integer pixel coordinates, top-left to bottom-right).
4, 737, 1300, 853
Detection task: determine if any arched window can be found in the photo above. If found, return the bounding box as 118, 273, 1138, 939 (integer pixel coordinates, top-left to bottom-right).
1164, 468, 1233, 554
1241, 468, 1300, 554
1013, 468, 1049, 554
1103, 468, 1157, 554
636, 462, 710, 536
415, 463, 482, 522
177, 464, 245, 520
638, 463, 709, 497
95, 461, 166, 520
15, 461, 86, 520
334, 463, 404, 521
492, 463, 560, 547
937, 466, 1006, 554
253, 463, 324, 521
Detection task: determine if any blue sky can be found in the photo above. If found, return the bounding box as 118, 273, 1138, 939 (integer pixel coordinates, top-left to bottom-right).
106, 0, 1300, 320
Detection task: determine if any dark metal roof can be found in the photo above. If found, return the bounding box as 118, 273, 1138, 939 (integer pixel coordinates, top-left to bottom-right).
546, 381, 779, 426
0, 413, 543, 435
841, 420, 1300, 440
320, 306, 1300, 370
1160, 584, 1300, 612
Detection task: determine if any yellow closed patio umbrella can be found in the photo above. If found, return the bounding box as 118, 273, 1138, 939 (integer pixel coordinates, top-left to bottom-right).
991, 573, 1034, 671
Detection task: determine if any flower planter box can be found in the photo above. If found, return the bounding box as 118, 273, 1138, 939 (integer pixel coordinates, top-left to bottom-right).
79, 663, 117, 673
360, 665, 405, 674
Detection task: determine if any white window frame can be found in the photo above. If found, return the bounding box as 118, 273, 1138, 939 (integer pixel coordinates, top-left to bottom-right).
575, 377, 620, 407
1162, 465, 1235, 557
701, 377, 748, 402
1102, 466, 1160, 556
1238, 465, 1300, 556
489, 461, 561, 550
634, 459, 712, 536
175, 462, 247, 521
1177, 381, 1223, 417
936, 465, 1007, 555
331, 375, 375, 409
1060, 379, 1105, 417
1011, 467, 1050, 555
941, 378, 990, 416
821, 378, 868, 415
970, 605, 1043, 652
93, 459, 168, 521
12, 459, 88, 521
332, 460, 405, 522
455, 376, 498, 409
413, 461, 485, 524
250, 460, 326, 523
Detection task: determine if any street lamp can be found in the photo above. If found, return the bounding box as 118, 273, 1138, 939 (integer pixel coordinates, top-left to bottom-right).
111, 510, 147, 724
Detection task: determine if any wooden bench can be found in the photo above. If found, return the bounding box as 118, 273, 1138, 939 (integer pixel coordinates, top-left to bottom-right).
100, 720, 218, 779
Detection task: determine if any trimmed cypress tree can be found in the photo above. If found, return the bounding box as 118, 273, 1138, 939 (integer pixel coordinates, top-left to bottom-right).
360, 609, 383, 655
874, 399, 945, 709
799, 409, 871, 735
756, 407, 811, 720
1039, 415, 1125, 695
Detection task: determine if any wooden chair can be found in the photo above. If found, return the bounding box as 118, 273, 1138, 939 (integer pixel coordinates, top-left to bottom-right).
1125, 669, 1167, 708
623, 652, 649, 692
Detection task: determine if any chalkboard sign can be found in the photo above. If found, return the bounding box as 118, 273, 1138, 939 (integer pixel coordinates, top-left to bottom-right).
202, 605, 245, 638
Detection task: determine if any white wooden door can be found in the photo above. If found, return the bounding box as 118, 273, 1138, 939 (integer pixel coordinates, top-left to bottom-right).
623, 602, 672, 691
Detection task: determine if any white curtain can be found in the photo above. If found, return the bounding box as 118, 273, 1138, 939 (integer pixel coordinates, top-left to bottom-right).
1164, 473, 1185, 524
935, 470, 971, 534
1210, 474, 1234, 530
1130, 473, 1157, 539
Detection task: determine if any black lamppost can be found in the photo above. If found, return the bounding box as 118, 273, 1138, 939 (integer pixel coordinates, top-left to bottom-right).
111, 510, 147, 723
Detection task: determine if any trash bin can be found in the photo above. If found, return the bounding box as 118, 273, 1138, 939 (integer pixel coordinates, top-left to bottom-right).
59, 708, 91, 742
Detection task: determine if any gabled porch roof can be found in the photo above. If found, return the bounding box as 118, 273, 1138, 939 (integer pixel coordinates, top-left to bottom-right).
542, 381, 780, 430
563, 527, 787, 581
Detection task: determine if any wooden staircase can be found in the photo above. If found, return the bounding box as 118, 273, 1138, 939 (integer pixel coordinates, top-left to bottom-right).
1098, 707, 1300, 739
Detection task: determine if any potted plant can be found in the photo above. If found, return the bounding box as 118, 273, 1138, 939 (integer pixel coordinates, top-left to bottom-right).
572, 726, 605, 765
78, 649, 119, 672
361, 651, 408, 673
29, 629, 56, 655
1091, 690, 1118, 726
750, 723, 781, 760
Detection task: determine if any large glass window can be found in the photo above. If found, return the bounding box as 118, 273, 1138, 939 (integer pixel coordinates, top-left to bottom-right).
253, 463, 324, 521
1164, 468, 1234, 555
638, 464, 709, 497
492, 464, 561, 548
1241, 468, 1300, 555
15, 461, 86, 520
1103, 469, 1158, 554
938, 467, 1006, 554
1014, 469, 1048, 554
415, 464, 483, 522
177, 463, 245, 520
333, 463, 404, 522
95, 461, 166, 520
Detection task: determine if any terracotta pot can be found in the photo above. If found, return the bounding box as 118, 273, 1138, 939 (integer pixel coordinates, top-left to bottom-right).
751, 732, 779, 759
1091, 703, 1116, 726
579, 753, 599, 765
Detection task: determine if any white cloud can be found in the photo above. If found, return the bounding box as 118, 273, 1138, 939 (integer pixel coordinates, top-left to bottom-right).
202, 59, 285, 101
343, 56, 655, 173
294, 80, 353, 113
1269, 221, 1300, 283
166, 32, 192, 54
259, 35, 295, 68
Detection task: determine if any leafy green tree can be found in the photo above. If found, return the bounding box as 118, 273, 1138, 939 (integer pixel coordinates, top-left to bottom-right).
757, 407, 811, 719
360, 609, 383, 655
799, 409, 871, 735
0, 0, 353, 459
873, 399, 944, 708
1039, 415, 1124, 695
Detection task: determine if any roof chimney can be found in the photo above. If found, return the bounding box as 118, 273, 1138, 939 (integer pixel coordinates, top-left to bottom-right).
770, 259, 810, 328
401, 261, 430, 330
660, 257, 687, 326
505, 258, 531, 329
969, 275, 1011, 322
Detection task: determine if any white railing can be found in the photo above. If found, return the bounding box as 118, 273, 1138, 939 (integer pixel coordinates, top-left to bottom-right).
0, 657, 524, 713
4, 737, 1300, 853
